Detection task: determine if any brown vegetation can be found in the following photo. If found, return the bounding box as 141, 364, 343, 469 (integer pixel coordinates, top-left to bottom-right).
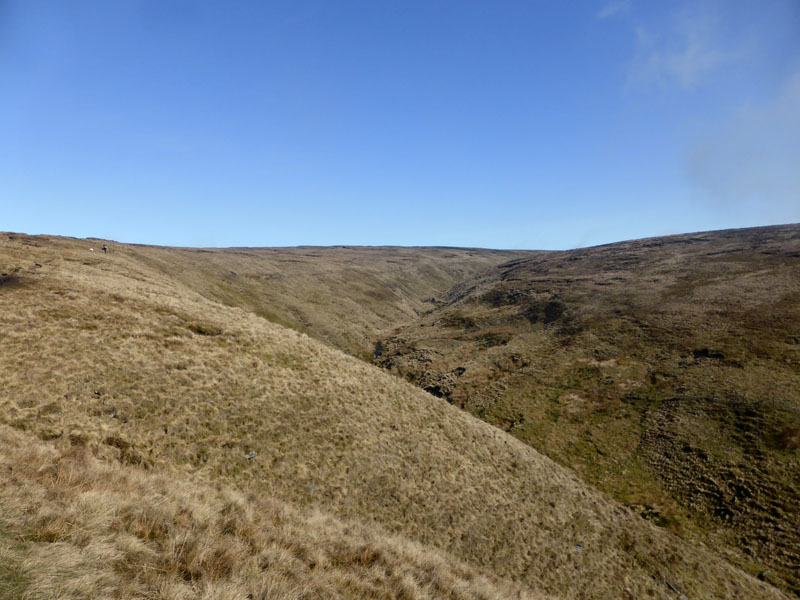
0, 230, 793, 599
121, 242, 526, 356
0, 425, 541, 600
378, 224, 800, 595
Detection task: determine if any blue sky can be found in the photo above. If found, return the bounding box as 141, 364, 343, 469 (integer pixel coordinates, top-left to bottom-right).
1, 1, 798, 249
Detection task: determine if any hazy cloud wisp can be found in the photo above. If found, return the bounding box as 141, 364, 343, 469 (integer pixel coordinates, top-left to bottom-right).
687, 72, 800, 217
628, 8, 741, 89
597, 1, 631, 20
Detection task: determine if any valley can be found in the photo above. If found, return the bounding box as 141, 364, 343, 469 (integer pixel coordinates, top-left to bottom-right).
0, 226, 797, 599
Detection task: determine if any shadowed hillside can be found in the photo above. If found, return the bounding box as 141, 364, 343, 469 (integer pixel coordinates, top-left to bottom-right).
0, 231, 789, 599
377, 224, 800, 595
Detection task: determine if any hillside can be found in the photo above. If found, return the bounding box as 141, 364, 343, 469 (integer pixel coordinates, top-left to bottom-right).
116, 242, 529, 356
377, 224, 800, 595
0, 231, 789, 599
0, 425, 542, 600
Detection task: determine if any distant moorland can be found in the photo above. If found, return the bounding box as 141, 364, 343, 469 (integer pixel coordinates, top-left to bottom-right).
0, 226, 796, 599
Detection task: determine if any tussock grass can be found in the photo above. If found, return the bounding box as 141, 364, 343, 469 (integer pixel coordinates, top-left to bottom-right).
0, 232, 790, 599
0, 425, 540, 599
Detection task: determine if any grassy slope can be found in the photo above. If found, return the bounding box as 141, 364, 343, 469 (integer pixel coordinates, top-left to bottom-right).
118, 242, 529, 357
0, 232, 788, 599
378, 224, 800, 595
0, 425, 541, 600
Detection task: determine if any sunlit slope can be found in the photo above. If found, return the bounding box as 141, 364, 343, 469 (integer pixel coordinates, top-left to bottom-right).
119, 241, 529, 356
0, 425, 542, 600
0, 233, 787, 599
378, 224, 800, 594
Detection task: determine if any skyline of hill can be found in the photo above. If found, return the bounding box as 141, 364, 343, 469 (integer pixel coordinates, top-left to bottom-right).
1, 225, 796, 599
377, 223, 800, 594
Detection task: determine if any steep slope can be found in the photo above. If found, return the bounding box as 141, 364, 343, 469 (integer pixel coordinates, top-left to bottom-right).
378, 224, 800, 595
0, 232, 788, 599
115, 241, 529, 356
0, 425, 541, 600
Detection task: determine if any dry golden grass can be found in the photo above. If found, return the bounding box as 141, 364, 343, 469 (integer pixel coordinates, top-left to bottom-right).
0, 425, 542, 600
118, 241, 527, 356
0, 232, 790, 599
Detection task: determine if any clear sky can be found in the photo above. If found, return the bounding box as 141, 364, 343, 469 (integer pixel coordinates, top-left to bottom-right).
2, 1, 798, 249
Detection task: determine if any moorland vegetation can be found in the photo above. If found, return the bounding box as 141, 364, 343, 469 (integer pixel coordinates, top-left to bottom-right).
0, 227, 796, 599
